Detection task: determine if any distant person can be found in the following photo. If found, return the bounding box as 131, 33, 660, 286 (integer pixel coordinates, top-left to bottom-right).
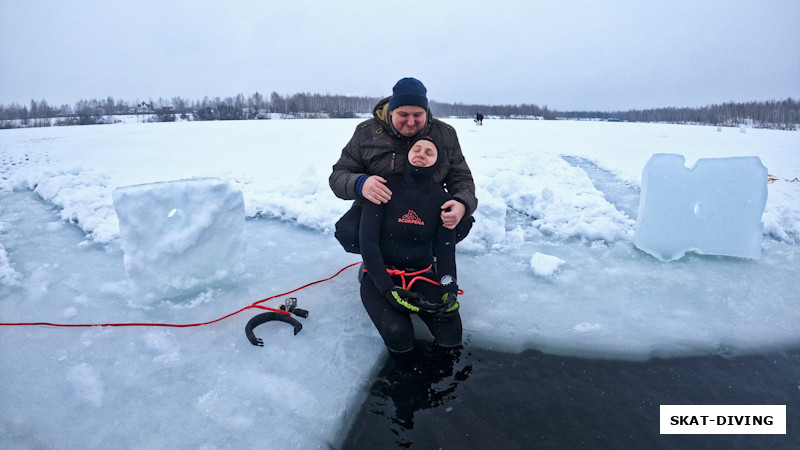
475, 112, 483, 125
329, 77, 478, 255
358, 136, 462, 363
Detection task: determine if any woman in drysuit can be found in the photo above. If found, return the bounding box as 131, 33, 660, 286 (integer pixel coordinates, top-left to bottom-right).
358, 136, 462, 360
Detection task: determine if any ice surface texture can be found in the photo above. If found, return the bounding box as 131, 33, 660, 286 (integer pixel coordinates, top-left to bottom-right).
634, 153, 767, 261
113, 178, 246, 302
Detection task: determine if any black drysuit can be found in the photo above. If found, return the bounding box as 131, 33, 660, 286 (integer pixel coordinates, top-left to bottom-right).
359, 154, 462, 353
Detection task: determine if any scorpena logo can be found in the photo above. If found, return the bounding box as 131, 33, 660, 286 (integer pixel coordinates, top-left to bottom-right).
398, 210, 424, 225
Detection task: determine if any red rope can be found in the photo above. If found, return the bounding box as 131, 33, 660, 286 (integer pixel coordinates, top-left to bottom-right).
0, 261, 363, 329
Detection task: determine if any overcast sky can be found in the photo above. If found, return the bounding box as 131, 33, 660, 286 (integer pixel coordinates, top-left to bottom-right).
2, 0, 798, 111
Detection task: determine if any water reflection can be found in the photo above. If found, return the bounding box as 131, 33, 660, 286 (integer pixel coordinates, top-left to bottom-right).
366, 343, 472, 444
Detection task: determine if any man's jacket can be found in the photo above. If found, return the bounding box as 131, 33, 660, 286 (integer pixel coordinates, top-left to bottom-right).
329, 97, 478, 217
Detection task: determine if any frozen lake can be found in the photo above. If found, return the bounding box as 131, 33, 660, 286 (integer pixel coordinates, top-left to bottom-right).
2, 118, 798, 447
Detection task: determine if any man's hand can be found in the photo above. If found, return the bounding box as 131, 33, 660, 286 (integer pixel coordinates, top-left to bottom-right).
440, 199, 466, 230
362, 175, 392, 205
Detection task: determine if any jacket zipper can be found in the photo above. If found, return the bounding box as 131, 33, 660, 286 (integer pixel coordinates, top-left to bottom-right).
392, 137, 414, 171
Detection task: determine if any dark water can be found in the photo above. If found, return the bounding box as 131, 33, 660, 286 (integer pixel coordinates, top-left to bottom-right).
342, 345, 799, 449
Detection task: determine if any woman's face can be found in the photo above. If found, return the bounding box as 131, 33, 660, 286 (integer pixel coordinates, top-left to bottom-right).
408, 139, 438, 167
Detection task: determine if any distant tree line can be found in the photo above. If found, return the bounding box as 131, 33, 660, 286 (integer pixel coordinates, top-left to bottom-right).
429, 101, 558, 120
560, 99, 799, 130
1, 92, 797, 130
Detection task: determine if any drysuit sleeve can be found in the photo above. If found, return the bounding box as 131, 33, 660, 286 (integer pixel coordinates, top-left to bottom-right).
359, 201, 394, 295
433, 220, 457, 282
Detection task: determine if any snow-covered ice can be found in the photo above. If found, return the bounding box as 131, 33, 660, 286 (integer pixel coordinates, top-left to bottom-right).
1, 118, 798, 448
634, 153, 768, 261
113, 178, 246, 304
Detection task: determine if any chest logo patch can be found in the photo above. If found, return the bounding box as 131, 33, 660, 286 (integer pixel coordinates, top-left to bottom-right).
398, 210, 424, 225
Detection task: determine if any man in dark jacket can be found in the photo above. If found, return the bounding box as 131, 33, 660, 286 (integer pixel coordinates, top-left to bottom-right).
329, 77, 478, 253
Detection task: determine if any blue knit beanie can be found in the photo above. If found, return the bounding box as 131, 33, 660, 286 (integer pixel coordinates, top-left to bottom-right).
388, 77, 428, 111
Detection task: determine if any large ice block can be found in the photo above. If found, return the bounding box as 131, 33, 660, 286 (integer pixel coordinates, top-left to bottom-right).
113, 178, 246, 302
634, 153, 767, 261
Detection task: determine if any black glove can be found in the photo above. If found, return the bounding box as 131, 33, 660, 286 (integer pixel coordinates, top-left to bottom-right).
385, 287, 426, 313
438, 283, 460, 316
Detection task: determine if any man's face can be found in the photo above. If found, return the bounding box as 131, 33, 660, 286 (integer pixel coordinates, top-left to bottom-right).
390, 106, 427, 137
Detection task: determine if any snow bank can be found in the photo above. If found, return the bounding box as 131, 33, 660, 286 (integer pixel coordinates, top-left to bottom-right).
0, 243, 20, 286
0, 204, 21, 286
464, 151, 636, 251
2, 120, 798, 250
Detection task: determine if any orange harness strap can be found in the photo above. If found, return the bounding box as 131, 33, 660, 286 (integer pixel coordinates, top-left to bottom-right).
364, 264, 464, 294
385, 265, 438, 291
